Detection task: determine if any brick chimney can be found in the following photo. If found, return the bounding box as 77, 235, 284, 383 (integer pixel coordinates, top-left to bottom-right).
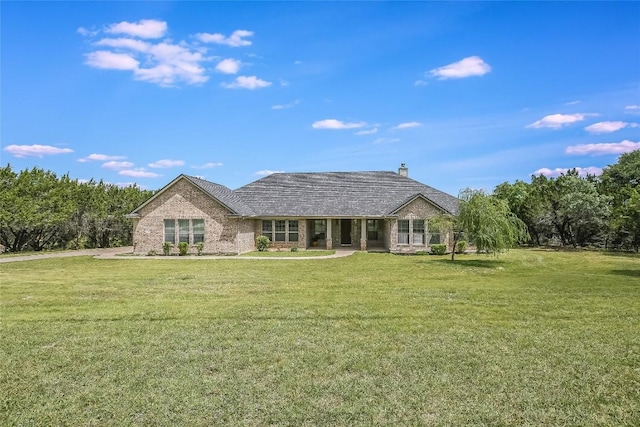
398, 163, 408, 177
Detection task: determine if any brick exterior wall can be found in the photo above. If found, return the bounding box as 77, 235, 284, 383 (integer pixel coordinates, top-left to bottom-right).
132, 179, 255, 255
131, 177, 455, 255
387, 197, 452, 254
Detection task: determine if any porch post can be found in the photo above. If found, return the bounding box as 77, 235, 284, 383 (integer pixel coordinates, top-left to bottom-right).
360, 218, 367, 251
326, 218, 333, 249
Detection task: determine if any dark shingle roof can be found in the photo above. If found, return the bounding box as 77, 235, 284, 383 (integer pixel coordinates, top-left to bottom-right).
233, 171, 458, 217
185, 175, 255, 216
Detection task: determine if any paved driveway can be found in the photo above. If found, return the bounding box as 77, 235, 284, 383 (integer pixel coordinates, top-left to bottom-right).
0, 247, 134, 264
0, 247, 357, 263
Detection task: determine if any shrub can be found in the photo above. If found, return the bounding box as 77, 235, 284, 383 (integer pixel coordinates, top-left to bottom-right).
147, 250, 157, 256
290, 247, 298, 252
456, 240, 467, 254
178, 242, 189, 256
196, 242, 204, 256
162, 242, 173, 256
430, 244, 447, 255
256, 236, 270, 252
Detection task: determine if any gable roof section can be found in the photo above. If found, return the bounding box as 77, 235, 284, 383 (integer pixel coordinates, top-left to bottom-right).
390, 193, 451, 215
185, 175, 255, 216
128, 174, 254, 217
234, 171, 458, 217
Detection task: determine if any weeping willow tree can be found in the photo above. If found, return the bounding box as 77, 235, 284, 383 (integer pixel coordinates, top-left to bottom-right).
432, 188, 529, 260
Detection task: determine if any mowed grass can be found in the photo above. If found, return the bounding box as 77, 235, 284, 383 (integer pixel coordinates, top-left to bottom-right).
1, 250, 638, 426
239, 250, 336, 257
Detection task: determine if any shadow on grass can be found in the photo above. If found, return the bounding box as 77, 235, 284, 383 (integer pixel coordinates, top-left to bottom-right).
431, 258, 506, 269
601, 251, 640, 259
610, 269, 640, 278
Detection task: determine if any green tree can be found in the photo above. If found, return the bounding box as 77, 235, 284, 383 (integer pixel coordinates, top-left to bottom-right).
84, 181, 152, 248
531, 171, 610, 247
0, 166, 76, 251
555, 172, 610, 247
432, 188, 529, 260
0, 164, 153, 252
600, 150, 640, 251
494, 179, 545, 245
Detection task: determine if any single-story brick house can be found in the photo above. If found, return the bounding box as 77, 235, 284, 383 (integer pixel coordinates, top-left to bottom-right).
128, 164, 459, 255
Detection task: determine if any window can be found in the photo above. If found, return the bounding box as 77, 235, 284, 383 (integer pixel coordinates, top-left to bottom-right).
429, 232, 441, 245
413, 220, 425, 245
178, 219, 190, 243
427, 220, 440, 245
397, 219, 431, 245
192, 219, 204, 244
164, 219, 176, 244
262, 220, 273, 241
367, 219, 379, 240
289, 220, 299, 242
261, 220, 299, 243
398, 220, 409, 244
275, 220, 286, 242
164, 219, 204, 245
313, 219, 326, 240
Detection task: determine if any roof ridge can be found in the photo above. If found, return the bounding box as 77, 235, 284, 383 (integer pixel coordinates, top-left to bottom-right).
184, 175, 255, 216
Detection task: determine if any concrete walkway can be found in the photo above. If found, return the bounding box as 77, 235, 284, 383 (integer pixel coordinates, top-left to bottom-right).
0, 247, 357, 263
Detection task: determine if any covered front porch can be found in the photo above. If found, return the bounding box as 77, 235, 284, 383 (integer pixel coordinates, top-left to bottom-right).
306, 218, 387, 251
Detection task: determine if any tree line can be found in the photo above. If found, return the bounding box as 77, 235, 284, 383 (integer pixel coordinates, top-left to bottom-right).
0, 165, 153, 252
1, 151, 638, 254
493, 150, 639, 252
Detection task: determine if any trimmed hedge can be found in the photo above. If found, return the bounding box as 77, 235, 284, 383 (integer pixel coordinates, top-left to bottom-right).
256, 236, 270, 252
430, 244, 447, 255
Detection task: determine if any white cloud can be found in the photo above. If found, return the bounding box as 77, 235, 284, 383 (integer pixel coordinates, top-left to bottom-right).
221, 76, 271, 89
393, 121, 422, 130
255, 169, 283, 176
84, 22, 209, 87
430, 56, 491, 79
102, 161, 134, 169
312, 119, 366, 130
85, 50, 139, 70
78, 153, 126, 162
215, 58, 241, 74
526, 113, 594, 129
625, 105, 640, 115
95, 37, 151, 52
133, 42, 208, 86
271, 99, 301, 110
106, 19, 167, 39
354, 128, 378, 136
119, 169, 161, 178
533, 166, 603, 178
191, 162, 223, 169
584, 121, 638, 134
565, 100, 581, 105
3, 144, 73, 158
414, 80, 428, 87
566, 140, 640, 156
148, 159, 185, 168
196, 30, 253, 47
77, 27, 98, 37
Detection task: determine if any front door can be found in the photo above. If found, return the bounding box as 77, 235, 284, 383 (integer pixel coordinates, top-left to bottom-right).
341, 219, 351, 245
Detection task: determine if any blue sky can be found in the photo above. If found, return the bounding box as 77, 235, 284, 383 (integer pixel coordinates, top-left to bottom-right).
2, 1, 639, 195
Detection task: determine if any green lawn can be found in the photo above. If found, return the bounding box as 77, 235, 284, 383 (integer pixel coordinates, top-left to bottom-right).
239, 249, 336, 257
1, 250, 639, 426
